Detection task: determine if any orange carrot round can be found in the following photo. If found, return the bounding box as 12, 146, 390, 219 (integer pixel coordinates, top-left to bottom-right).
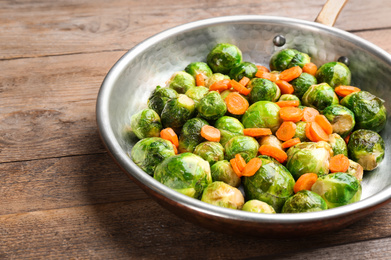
230, 158, 242, 177
172, 143, 178, 154
225, 92, 249, 115
256, 65, 270, 72
243, 128, 272, 137
241, 158, 263, 177
281, 138, 301, 149
335, 85, 361, 97
195, 73, 205, 86
302, 107, 320, 122
279, 66, 303, 82
293, 173, 318, 193
315, 114, 333, 135
276, 121, 297, 141
279, 106, 304, 122
160, 128, 179, 147
329, 154, 350, 173
229, 79, 250, 95
200, 125, 221, 142
275, 80, 294, 94
255, 70, 278, 82
344, 134, 351, 144
302, 62, 318, 76
258, 145, 288, 164
305, 122, 316, 142
309, 121, 329, 142
235, 154, 247, 172
275, 100, 300, 107
209, 79, 230, 92
238, 76, 250, 87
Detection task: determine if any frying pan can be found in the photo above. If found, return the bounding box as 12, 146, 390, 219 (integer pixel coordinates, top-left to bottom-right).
96, 0, 391, 237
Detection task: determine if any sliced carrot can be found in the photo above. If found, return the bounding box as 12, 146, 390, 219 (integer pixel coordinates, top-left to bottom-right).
309, 121, 329, 142
200, 125, 221, 142
160, 128, 179, 147
293, 173, 318, 193
344, 134, 351, 144
329, 154, 350, 173
302, 107, 320, 122
335, 85, 361, 97
172, 143, 178, 154
305, 122, 316, 142
209, 79, 230, 92
275, 100, 300, 108
230, 158, 242, 177
279, 66, 303, 82
243, 128, 272, 137
275, 80, 294, 95
302, 62, 318, 76
195, 73, 205, 86
238, 76, 250, 87
256, 65, 270, 72
258, 145, 288, 164
315, 114, 333, 135
279, 106, 304, 122
276, 121, 297, 141
229, 79, 250, 95
235, 154, 247, 172
281, 138, 301, 149
225, 92, 249, 115
255, 70, 278, 82
241, 158, 263, 177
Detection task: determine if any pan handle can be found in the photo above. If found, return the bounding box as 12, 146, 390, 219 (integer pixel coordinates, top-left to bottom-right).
315, 0, 349, 27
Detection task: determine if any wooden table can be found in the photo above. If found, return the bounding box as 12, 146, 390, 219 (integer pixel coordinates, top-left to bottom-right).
1, 0, 391, 258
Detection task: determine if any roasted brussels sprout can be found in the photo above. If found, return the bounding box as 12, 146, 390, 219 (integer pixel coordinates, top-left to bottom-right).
210, 160, 241, 187
166, 71, 196, 94
323, 104, 355, 138
178, 118, 209, 153
290, 72, 318, 98
311, 172, 362, 209
315, 62, 351, 89
242, 101, 282, 133
286, 141, 333, 180
154, 153, 212, 198
131, 137, 176, 175
205, 73, 230, 88
214, 116, 244, 146
328, 133, 348, 156
185, 86, 209, 106
243, 156, 295, 212
278, 94, 301, 105
258, 135, 283, 150
347, 160, 364, 182
242, 200, 276, 214
347, 129, 385, 171
281, 190, 327, 213
194, 141, 225, 165
248, 78, 281, 103
340, 91, 387, 133
206, 43, 243, 74
224, 135, 259, 162
201, 181, 244, 209
184, 62, 213, 81
269, 48, 311, 71
197, 91, 227, 120
148, 86, 178, 115
130, 108, 162, 139
293, 121, 308, 142
301, 83, 339, 111
161, 94, 195, 132
229, 61, 258, 81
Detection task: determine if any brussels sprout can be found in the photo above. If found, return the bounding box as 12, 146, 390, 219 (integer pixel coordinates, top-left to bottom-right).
242, 200, 276, 214
224, 135, 259, 162
281, 190, 327, 213
293, 121, 308, 142
184, 62, 213, 81
185, 86, 209, 106
166, 71, 196, 94
278, 94, 301, 105
323, 105, 355, 138
214, 116, 244, 146
315, 62, 351, 89
229, 62, 258, 81
347, 160, 364, 182
328, 133, 348, 156
269, 48, 311, 71
178, 118, 209, 153
290, 72, 318, 98
258, 135, 283, 150
161, 94, 195, 132
248, 78, 281, 103
210, 160, 241, 187
340, 91, 387, 133
311, 172, 362, 209
194, 141, 225, 165
301, 83, 339, 111
147, 86, 178, 115
131, 137, 176, 175
154, 153, 212, 198
242, 101, 282, 133
130, 109, 162, 139
207, 43, 243, 74
201, 181, 244, 209
205, 73, 230, 88
197, 91, 227, 120
286, 141, 333, 180
243, 156, 295, 212
347, 129, 385, 171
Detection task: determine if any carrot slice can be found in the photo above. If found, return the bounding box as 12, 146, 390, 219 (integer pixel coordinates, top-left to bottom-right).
243, 128, 272, 137
279, 106, 304, 122
258, 145, 288, 164
209, 79, 230, 92
229, 79, 250, 95
255, 70, 278, 82
302, 107, 320, 122
230, 158, 242, 177
200, 125, 221, 142
315, 115, 333, 135
275, 100, 300, 108
275, 80, 294, 95
238, 76, 250, 87
293, 173, 318, 193
160, 128, 179, 147
276, 121, 297, 141
256, 65, 270, 72
195, 73, 205, 86
309, 121, 329, 142
302, 62, 318, 76
172, 143, 178, 154
335, 85, 361, 97
235, 154, 247, 172
241, 158, 263, 177
279, 66, 303, 82
329, 154, 350, 173
281, 138, 301, 149
344, 134, 350, 144
305, 122, 316, 142
225, 92, 249, 115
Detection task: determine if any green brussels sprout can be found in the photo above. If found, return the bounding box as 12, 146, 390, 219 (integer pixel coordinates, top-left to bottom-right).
201, 181, 244, 209
207, 43, 243, 74
269, 48, 311, 71
184, 62, 213, 80
243, 156, 295, 212
210, 160, 241, 187
347, 129, 385, 171
131, 137, 176, 175
161, 94, 195, 132
323, 105, 355, 138
258, 135, 283, 150
328, 133, 348, 156
340, 91, 387, 133
229, 61, 258, 81
185, 86, 209, 106
166, 71, 196, 94
290, 72, 318, 98
194, 141, 225, 166
214, 116, 244, 146
293, 121, 308, 142
130, 108, 162, 139
347, 159, 364, 182
205, 73, 230, 88
242, 200, 276, 214
286, 141, 333, 180
178, 118, 209, 153
224, 135, 259, 162
301, 83, 339, 111
154, 153, 212, 198
311, 172, 362, 209
315, 62, 351, 89
278, 94, 301, 105
197, 91, 227, 120
248, 78, 281, 103
242, 101, 282, 133
147, 86, 178, 115
281, 190, 327, 213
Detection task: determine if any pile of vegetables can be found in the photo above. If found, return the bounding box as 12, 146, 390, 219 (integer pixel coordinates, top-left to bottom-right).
129, 43, 387, 214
